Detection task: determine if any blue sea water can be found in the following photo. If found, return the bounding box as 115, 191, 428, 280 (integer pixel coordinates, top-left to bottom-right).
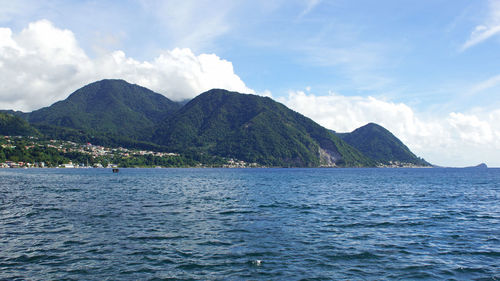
0, 168, 499, 280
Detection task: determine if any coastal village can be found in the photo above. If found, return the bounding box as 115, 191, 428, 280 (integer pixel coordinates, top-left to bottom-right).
0, 135, 179, 168
0, 136, 425, 169
376, 161, 431, 168
0, 136, 260, 168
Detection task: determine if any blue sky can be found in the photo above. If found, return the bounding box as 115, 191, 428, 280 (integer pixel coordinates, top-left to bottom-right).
1, 0, 500, 166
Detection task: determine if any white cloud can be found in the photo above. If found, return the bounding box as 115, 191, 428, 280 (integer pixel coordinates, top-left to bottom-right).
0, 20, 253, 111
1, 20, 499, 167
257, 89, 273, 97
138, 0, 236, 50
461, 0, 500, 51
278, 90, 500, 167
299, 0, 321, 18
468, 74, 500, 94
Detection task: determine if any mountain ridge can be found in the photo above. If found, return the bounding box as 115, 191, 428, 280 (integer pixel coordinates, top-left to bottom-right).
0, 112, 39, 136
28, 79, 181, 140
154, 89, 373, 167
1, 79, 430, 167
337, 123, 430, 166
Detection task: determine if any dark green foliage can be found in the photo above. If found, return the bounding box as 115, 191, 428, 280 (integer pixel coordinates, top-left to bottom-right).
28, 79, 181, 140
154, 89, 374, 167
0, 137, 205, 167
1, 79, 429, 167
0, 110, 29, 119
33, 124, 169, 152
0, 112, 38, 136
107, 154, 198, 168
338, 123, 430, 166
0, 143, 69, 166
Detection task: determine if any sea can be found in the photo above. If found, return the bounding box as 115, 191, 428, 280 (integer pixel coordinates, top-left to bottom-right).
0, 168, 498, 280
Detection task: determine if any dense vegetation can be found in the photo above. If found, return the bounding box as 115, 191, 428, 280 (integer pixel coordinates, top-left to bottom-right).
33, 124, 168, 152
0, 137, 204, 168
154, 89, 374, 167
1, 79, 430, 167
0, 112, 38, 136
28, 79, 181, 140
0, 140, 68, 166
337, 123, 430, 166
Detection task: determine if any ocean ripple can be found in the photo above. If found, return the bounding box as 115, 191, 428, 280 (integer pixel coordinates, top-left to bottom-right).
0, 168, 499, 280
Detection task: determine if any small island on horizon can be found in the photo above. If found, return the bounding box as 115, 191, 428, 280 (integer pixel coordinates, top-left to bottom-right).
465, 163, 488, 169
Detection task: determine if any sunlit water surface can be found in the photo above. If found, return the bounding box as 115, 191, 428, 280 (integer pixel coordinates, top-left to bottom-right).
0, 168, 499, 280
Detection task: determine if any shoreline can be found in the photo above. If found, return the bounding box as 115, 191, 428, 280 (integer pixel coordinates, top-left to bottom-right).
1, 165, 442, 169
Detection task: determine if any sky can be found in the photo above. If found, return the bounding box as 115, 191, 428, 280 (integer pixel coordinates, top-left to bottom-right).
1, 0, 500, 167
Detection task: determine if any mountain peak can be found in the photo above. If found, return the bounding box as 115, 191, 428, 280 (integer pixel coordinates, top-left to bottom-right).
66, 79, 156, 101
4, 80, 430, 167
356, 122, 388, 132
196, 88, 265, 101
154, 89, 373, 167
339, 122, 431, 166
27, 79, 181, 138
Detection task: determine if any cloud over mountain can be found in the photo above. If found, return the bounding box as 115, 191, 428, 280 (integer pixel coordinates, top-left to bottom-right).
278, 90, 500, 167
0, 20, 253, 111
1, 19, 499, 167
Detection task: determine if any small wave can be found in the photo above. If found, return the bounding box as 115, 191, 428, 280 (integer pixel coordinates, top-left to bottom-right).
440, 250, 500, 257
257, 203, 282, 208
333, 222, 362, 228
85, 248, 113, 254
133, 267, 156, 273
197, 240, 232, 246
401, 264, 435, 271
346, 267, 369, 275
119, 267, 156, 275
225, 228, 250, 233
33, 185, 51, 189
437, 269, 456, 276
63, 240, 87, 246
245, 251, 277, 257
469, 251, 500, 257
155, 258, 176, 265
486, 237, 499, 242
128, 234, 187, 241
325, 251, 381, 261
61, 188, 82, 192
475, 215, 498, 219
174, 250, 193, 258
219, 210, 255, 215
431, 214, 452, 220
397, 271, 437, 279
454, 266, 491, 274
40, 227, 72, 235
25, 211, 40, 218
66, 268, 92, 275
26, 207, 62, 217
93, 212, 118, 218
9, 253, 60, 263
42, 207, 63, 212
176, 263, 205, 270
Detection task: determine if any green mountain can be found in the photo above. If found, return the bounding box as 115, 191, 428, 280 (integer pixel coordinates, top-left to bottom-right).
154, 89, 374, 167
0, 112, 38, 136
0, 110, 29, 119
28, 79, 181, 140
1, 79, 431, 167
338, 123, 430, 166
